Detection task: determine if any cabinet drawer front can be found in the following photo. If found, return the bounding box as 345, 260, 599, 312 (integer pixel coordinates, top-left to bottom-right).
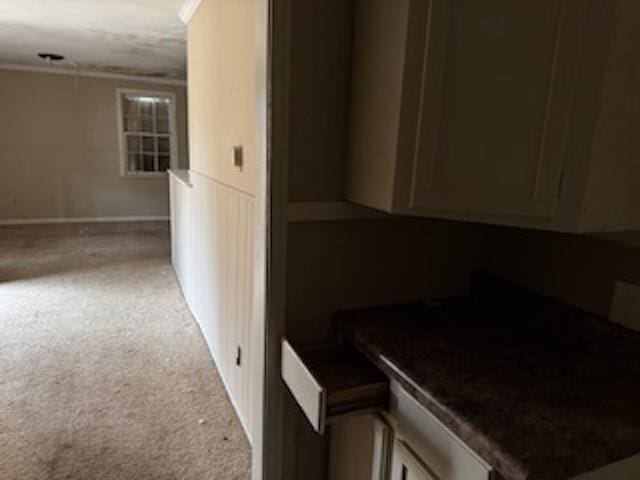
281, 340, 326, 432
391, 382, 492, 480
281, 340, 389, 434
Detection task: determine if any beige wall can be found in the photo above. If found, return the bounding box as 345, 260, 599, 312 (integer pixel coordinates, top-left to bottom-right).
286, 218, 488, 343
0, 70, 188, 220
187, 0, 257, 195
485, 227, 640, 318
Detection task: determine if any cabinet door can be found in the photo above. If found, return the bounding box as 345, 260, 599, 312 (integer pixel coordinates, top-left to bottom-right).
406, 0, 589, 222
390, 440, 438, 480
329, 415, 392, 480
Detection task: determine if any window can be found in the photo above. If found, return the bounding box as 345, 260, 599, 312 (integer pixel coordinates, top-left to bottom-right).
116, 89, 178, 176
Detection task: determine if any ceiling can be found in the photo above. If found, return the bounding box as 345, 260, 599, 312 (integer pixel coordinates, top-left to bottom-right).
0, 0, 186, 80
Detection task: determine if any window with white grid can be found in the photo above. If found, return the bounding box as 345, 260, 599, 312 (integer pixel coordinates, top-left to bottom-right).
116, 89, 178, 176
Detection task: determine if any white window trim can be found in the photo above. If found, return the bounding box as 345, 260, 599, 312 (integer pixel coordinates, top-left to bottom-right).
116, 88, 179, 178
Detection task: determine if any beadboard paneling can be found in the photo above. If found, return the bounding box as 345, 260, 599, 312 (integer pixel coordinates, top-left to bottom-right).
170, 170, 255, 441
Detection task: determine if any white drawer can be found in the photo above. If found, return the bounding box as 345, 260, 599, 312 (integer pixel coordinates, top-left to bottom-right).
281, 339, 389, 434
389, 381, 493, 480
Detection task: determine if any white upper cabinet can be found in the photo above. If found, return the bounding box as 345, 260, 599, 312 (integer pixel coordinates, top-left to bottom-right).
345, 0, 640, 232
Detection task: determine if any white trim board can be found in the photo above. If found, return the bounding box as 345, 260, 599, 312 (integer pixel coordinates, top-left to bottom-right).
0, 63, 187, 87
0, 216, 169, 226
179, 0, 204, 24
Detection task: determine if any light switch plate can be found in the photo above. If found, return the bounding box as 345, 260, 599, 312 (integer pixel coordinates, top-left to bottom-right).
609, 281, 640, 331
232, 145, 243, 169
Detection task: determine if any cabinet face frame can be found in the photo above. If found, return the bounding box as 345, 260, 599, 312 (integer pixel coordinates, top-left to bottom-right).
394, 0, 591, 223
389, 381, 493, 480
390, 440, 439, 480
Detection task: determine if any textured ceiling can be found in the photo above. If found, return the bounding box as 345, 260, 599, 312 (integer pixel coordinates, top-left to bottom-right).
0, 0, 186, 80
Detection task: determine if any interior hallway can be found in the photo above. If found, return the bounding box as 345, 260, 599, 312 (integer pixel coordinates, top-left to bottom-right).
0, 222, 250, 480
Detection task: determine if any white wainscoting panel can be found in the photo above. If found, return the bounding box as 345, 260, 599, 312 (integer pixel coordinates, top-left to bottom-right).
169, 170, 255, 442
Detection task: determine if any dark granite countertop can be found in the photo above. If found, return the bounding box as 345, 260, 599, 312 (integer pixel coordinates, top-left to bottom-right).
335, 274, 640, 480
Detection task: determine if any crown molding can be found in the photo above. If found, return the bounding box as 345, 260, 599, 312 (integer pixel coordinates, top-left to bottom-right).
0, 62, 187, 87
179, 0, 203, 24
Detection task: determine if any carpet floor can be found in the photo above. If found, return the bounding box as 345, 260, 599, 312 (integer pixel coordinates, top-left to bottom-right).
0, 222, 251, 480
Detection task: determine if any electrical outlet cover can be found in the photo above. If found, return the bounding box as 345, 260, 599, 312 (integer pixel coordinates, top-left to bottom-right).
609, 281, 640, 332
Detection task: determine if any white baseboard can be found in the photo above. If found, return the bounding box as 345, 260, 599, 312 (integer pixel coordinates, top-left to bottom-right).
0, 215, 169, 226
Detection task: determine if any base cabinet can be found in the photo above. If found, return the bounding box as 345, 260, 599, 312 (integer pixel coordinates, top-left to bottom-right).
388, 382, 492, 480
330, 380, 640, 480
330, 381, 492, 480
390, 440, 438, 480
329, 415, 391, 480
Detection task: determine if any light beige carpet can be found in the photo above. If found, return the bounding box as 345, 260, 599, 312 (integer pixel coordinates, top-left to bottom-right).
0, 222, 250, 480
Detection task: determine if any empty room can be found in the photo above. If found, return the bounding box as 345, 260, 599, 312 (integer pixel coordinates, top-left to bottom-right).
0, 0, 257, 478
1, 1, 639, 480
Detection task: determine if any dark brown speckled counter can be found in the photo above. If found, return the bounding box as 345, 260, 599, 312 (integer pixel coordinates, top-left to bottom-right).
335, 275, 640, 480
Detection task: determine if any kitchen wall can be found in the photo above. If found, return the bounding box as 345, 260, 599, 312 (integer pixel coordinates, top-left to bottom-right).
287, 219, 489, 343
485, 227, 640, 318
286, 0, 352, 203
0, 69, 188, 221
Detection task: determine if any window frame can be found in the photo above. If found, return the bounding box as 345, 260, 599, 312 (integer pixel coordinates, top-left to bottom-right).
116, 88, 179, 178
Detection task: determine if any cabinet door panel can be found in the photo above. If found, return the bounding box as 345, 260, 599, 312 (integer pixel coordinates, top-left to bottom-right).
409, 0, 588, 221
329, 415, 391, 480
